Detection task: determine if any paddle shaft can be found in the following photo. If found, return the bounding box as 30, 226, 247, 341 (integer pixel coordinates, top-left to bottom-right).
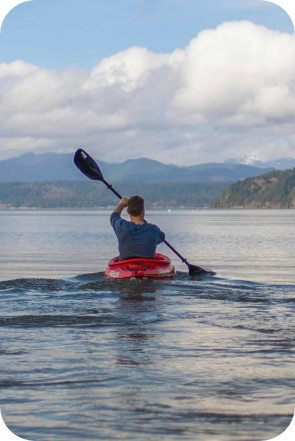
102, 178, 190, 266
102, 179, 122, 199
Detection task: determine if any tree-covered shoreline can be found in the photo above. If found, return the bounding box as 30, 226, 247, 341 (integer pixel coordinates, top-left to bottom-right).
0, 181, 230, 209
211, 168, 295, 209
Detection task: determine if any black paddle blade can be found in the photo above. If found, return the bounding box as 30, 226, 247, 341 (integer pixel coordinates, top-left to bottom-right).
188, 263, 216, 276
74, 149, 104, 181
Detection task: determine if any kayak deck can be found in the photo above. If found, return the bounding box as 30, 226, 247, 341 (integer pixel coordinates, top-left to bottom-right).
105, 253, 175, 280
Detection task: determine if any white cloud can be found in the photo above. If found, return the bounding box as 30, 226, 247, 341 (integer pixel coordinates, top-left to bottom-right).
1, 21, 295, 163
170, 21, 295, 125
83, 46, 184, 93
0, 60, 39, 78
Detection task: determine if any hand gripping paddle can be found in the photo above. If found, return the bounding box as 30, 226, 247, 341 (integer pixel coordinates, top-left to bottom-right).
74, 149, 215, 276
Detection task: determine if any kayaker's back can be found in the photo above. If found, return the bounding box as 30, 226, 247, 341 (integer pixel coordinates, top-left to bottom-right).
110, 212, 165, 260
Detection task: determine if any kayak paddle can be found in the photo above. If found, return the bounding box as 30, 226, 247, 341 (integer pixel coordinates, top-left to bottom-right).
74, 149, 215, 276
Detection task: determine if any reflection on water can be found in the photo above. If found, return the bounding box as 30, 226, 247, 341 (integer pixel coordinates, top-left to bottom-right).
0, 210, 294, 440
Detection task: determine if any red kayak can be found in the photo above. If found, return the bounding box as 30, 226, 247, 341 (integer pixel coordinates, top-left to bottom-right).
105, 253, 175, 280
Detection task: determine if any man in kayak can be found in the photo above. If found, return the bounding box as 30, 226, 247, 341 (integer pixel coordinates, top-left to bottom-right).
110, 196, 165, 260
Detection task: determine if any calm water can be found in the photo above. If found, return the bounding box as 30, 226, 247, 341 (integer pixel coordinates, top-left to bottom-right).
0, 210, 294, 441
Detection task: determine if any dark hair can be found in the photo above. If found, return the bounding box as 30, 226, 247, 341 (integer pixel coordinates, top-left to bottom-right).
128, 196, 144, 217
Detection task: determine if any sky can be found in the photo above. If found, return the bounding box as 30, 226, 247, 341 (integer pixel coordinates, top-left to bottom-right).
0, 0, 295, 164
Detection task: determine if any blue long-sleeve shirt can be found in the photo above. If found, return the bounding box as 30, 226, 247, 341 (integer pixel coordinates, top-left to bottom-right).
110, 212, 165, 260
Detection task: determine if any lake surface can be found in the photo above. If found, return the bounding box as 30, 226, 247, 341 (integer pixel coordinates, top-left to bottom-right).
0, 210, 294, 441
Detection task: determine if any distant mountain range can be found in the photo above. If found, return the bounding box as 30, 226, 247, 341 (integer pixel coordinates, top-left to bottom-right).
0, 152, 278, 183
224, 155, 295, 170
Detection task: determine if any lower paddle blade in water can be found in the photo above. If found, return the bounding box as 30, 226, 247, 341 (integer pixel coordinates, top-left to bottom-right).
188, 264, 216, 276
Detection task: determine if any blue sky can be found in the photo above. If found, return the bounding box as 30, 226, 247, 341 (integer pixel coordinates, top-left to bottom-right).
0, 0, 293, 70
0, 0, 295, 164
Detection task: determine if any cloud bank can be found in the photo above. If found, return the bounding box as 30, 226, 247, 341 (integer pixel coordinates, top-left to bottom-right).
1, 21, 295, 163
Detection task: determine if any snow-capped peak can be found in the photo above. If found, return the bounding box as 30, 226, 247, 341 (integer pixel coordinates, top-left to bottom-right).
237, 154, 261, 166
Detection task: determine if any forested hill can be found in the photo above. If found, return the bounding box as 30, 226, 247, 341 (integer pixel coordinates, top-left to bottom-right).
211, 168, 295, 209
0, 181, 229, 209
